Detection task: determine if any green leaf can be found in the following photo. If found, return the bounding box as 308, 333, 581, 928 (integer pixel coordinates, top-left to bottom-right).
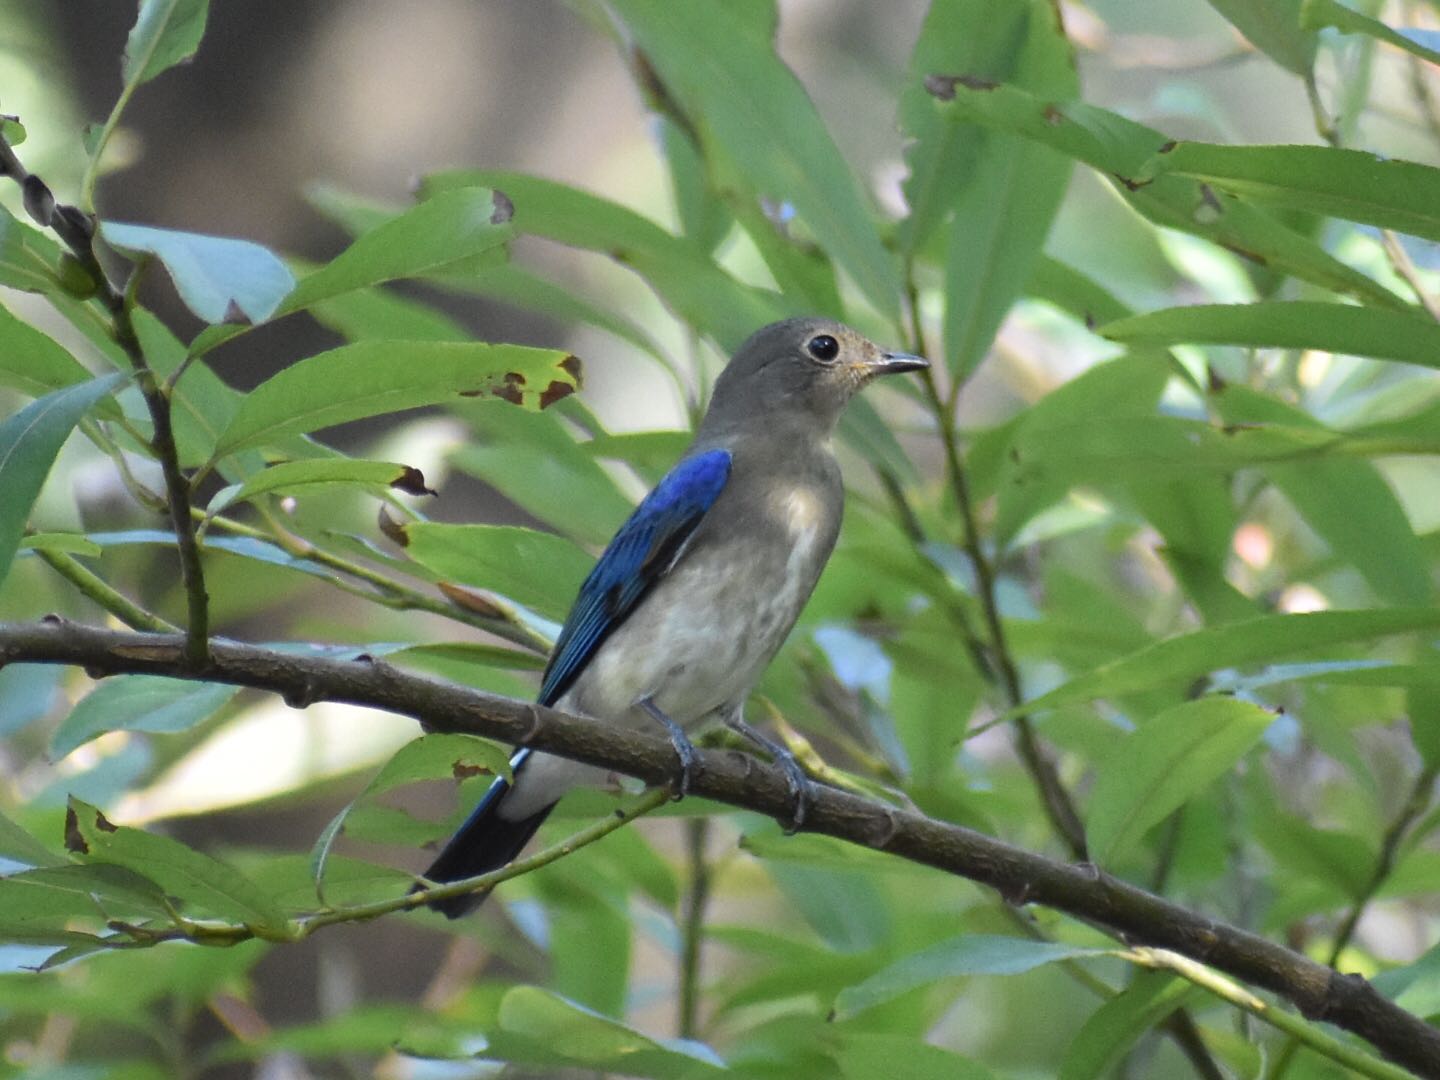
0, 864, 172, 927
609, 0, 899, 319
534, 869, 632, 1016
100, 222, 294, 325
367, 733, 512, 794
63, 797, 288, 933
0, 664, 63, 737
901, 0, 1025, 251
0, 113, 25, 146
902, 0, 1076, 376
300, 278, 470, 343
656, 116, 733, 251
974, 354, 1170, 544
1203, 0, 1317, 75
0, 202, 60, 294
833, 935, 1109, 1019
19, 532, 104, 557
1087, 697, 1275, 864
122, 0, 210, 86
489, 985, 728, 1077
985, 414, 1428, 510
1101, 302, 1440, 369
438, 261, 668, 361
279, 187, 512, 315
0, 373, 127, 591
1144, 142, 1440, 243
832, 1033, 997, 1080
1214, 385, 1432, 606
205, 458, 434, 519
313, 732, 511, 895
209, 341, 579, 460
87, 529, 333, 583
403, 523, 590, 620
206, 1003, 472, 1061
50, 675, 239, 759
0, 303, 116, 408
1021, 608, 1440, 714
1254, 811, 1374, 898
585, 430, 693, 482
1060, 971, 1194, 1080
394, 641, 547, 674
449, 403, 634, 546
1300, 0, 1440, 67
0, 808, 62, 868
1411, 687, 1440, 771
928, 80, 1407, 310
422, 170, 790, 352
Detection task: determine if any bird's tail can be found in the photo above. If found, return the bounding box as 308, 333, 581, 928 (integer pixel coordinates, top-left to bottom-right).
416, 749, 556, 919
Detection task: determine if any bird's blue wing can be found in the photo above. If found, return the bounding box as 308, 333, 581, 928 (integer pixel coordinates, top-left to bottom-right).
538, 448, 732, 707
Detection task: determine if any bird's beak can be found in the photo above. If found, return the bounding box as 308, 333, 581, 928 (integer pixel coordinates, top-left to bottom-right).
868, 350, 929, 376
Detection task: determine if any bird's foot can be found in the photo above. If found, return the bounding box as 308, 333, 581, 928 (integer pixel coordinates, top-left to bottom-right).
637, 696, 698, 800
725, 715, 812, 833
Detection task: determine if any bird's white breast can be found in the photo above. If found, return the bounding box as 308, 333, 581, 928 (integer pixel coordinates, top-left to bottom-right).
564, 482, 831, 730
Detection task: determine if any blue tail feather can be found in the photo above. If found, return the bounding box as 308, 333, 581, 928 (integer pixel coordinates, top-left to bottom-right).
417, 749, 555, 919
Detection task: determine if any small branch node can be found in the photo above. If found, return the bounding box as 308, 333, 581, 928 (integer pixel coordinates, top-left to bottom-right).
1000, 879, 1034, 907
282, 680, 318, 710
866, 806, 901, 849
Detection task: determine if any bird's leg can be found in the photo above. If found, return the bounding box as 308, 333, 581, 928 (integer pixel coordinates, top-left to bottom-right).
724, 711, 812, 833
636, 696, 698, 800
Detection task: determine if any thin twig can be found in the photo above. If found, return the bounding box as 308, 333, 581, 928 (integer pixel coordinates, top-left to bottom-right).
98, 787, 669, 949
1380, 230, 1440, 321
198, 509, 552, 653
1305, 73, 1342, 148
678, 817, 711, 1040
32, 548, 178, 633
1129, 948, 1415, 1080
0, 130, 210, 666
1404, 1, 1440, 147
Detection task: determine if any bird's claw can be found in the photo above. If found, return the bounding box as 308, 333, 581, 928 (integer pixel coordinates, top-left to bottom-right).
638, 696, 697, 802
724, 714, 811, 833
776, 753, 811, 834
668, 729, 698, 800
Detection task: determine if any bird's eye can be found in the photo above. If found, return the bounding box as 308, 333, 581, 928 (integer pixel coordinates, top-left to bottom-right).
806, 334, 839, 362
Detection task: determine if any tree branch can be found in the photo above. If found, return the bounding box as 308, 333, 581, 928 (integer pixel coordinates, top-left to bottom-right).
2, 619, 1437, 1078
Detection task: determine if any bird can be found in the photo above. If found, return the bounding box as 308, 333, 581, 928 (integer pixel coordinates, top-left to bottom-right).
419, 316, 927, 917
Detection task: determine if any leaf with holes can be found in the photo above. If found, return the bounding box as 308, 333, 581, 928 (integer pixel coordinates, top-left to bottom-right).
63, 797, 287, 933
206, 459, 435, 519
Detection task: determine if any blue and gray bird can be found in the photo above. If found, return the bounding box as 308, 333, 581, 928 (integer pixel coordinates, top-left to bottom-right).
421, 317, 927, 916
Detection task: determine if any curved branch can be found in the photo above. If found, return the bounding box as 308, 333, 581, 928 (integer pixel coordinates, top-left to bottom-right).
2, 619, 1437, 1078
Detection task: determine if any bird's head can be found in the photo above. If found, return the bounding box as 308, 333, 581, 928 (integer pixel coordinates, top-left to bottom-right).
702, 317, 928, 437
